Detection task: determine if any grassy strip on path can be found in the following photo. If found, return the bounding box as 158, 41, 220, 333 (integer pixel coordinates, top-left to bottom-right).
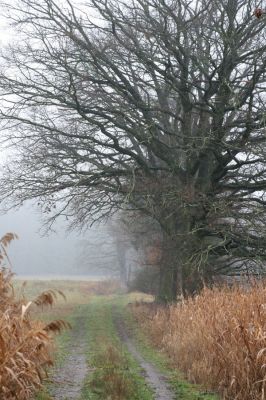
81, 296, 154, 400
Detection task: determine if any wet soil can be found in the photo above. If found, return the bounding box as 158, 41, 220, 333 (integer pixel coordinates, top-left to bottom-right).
113, 309, 175, 400
49, 315, 88, 400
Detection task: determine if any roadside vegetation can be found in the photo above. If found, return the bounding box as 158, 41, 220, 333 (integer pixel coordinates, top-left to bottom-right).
0, 234, 69, 400
132, 282, 266, 400
119, 295, 218, 400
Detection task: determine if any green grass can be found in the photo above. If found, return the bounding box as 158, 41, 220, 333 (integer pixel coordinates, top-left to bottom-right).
81, 297, 154, 400
36, 392, 52, 400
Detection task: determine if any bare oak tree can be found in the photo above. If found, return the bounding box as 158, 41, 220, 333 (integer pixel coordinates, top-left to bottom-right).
0, 0, 265, 300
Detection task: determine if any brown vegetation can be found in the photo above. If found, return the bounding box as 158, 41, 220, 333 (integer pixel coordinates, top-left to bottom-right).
132, 283, 266, 399
0, 233, 69, 399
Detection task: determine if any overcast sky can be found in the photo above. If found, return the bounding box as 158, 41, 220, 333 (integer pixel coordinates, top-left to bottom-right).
0, 204, 83, 277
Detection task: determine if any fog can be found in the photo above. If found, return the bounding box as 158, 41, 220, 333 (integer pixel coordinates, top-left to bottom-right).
0, 203, 116, 278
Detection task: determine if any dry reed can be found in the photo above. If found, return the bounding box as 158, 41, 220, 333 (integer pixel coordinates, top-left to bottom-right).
0, 233, 69, 399
132, 283, 266, 399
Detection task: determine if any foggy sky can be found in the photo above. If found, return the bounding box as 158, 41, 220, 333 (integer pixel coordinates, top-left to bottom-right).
0, 203, 96, 277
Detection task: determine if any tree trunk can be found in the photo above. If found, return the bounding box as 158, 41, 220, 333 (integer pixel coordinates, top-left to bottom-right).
157, 227, 184, 302
157, 209, 206, 302
116, 241, 128, 287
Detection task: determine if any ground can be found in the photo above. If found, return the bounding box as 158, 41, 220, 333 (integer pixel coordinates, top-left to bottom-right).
16, 280, 218, 400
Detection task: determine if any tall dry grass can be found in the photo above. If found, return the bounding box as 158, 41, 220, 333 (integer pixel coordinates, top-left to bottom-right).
132, 283, 266, 399
0, 233, 69, 399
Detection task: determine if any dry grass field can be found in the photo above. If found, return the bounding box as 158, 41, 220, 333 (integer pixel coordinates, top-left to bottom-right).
132, 282, 266, 400
14, 279, 121, 319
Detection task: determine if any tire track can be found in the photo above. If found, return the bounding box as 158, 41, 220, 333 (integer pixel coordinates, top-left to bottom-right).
113, 309, 175, 400
49, 314, 88, 400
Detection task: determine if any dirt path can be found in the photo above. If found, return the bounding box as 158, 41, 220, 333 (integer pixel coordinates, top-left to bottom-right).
49, 314, 88, 400
113, 309, 175, 400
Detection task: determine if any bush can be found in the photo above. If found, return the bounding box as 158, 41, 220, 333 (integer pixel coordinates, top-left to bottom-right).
132, 282, 266, 399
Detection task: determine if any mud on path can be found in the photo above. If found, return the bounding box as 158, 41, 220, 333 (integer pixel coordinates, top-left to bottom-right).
49, 313, 88, 400
113, 308, 175, 400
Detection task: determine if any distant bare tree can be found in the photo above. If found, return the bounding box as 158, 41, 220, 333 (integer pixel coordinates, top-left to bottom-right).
110, 211, 161, 286
0, 0, 265, 300
76, 226, 120, 277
